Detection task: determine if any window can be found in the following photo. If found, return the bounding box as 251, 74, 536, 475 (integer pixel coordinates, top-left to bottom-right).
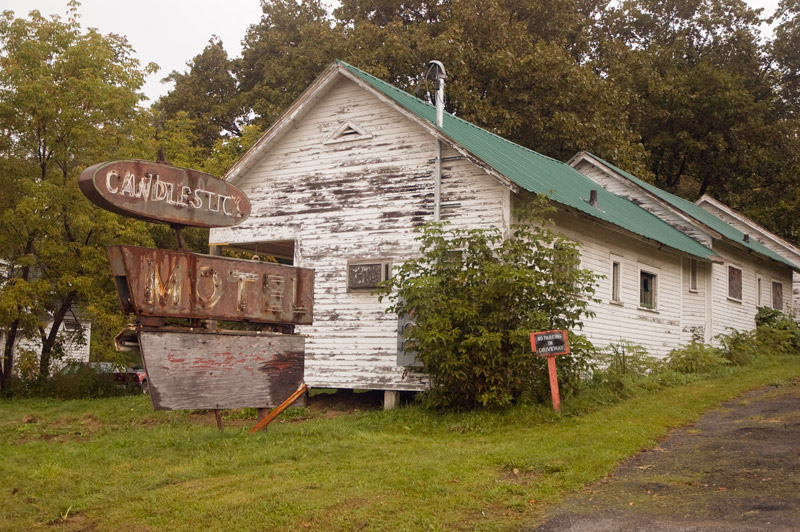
772, 281, 784, 310
757, 276, 763, 307
611, 260, 621, 303
639, 271, 657, 309
728, 265, 742, 301
688, 259, 698, 292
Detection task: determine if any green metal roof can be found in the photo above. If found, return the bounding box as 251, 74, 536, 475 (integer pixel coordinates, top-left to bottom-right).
582, 153, 800, 271
339, 61, 719, 262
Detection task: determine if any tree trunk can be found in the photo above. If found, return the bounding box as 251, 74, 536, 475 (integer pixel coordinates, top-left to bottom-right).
38, 290, 78, 378
1, 319, 20, 391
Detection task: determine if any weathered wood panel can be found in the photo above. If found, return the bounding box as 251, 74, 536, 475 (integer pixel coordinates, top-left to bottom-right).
138, 330, 304, 410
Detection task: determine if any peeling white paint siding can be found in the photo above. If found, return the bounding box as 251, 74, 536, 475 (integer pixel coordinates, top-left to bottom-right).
552, 210, 684, 357
573, 160, 714, 247
679, 257, 709, 343
211, 77, 507, 391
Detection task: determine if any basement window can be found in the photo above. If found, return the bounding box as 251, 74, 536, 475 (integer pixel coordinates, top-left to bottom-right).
347, 260, 392, 291
728, 265, 742, 302
639, 270, 657, 310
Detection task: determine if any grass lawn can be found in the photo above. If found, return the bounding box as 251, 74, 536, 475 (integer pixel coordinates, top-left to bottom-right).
2, 356, 799, 532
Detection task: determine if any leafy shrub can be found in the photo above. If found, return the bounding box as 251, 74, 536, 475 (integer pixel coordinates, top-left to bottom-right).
379, 198, 599, 409
754, 307, 800, 355
2, 365, 134, 400
666, 341, 729, 374
716, 328, 759, 366
594, 341, 659, 378
590, 341, 660, 397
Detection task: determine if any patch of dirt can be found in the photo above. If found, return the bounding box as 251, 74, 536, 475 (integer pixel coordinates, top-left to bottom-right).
307, 389, 385, 415
533, 382, 800, 531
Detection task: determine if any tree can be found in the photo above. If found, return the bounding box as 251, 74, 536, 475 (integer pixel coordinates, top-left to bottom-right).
378, 198, 598, 409
155, 38, 247, 154
238, 0, 345, 129
0, 4, 155, 387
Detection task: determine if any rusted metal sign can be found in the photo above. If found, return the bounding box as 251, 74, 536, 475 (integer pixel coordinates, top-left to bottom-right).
108, 245, 313, 325
138, 329, 304, 410
79, 160, 250, 228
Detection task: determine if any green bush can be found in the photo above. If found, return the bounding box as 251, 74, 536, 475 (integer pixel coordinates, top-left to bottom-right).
594, 341, 659, 378
716, 328, 759, 366
666, 341, 729, 374
2, 365, 134, 400
754, 307, 800, 355
379, 198, 599, 409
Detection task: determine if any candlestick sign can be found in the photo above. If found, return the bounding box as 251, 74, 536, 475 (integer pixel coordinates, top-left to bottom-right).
81, 160, 313, 413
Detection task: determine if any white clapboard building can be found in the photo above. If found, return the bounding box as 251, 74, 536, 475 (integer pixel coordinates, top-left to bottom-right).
209, 61, 798, 401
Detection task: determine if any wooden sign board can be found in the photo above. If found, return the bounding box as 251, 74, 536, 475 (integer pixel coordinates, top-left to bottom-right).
107, 245, 314, 325
138, 329, 304, 410
530, 330, 570, 357
79, 160, 250, 228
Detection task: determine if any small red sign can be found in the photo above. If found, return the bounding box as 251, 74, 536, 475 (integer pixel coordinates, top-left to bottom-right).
530, 330, 570, 357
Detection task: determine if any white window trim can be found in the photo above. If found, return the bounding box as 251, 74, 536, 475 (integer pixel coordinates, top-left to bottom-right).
638, 266, 658, 312
727, 263, 743, 303
756, 274, 764, 308
610, 254, 623, 305
688, 258, 698, 293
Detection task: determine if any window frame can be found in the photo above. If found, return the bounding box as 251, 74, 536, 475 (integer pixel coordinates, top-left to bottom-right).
610, 255, 622, 305
727, 264, 743, 302
772, 280, 784, 311
639, 269, 658, 311
756, 274, 764, 307
688, 258, 698, 292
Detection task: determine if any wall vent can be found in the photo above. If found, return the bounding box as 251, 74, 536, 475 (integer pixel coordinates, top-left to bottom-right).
324, 121, 373, 145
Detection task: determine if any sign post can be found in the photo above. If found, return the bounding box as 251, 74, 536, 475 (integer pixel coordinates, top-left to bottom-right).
530, 330, 570, 412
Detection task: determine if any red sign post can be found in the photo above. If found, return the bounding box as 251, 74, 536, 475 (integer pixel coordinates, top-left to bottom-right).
530, 330, 570, 412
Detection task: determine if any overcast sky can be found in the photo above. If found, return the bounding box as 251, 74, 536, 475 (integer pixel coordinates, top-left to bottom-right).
1, 0, 784, 104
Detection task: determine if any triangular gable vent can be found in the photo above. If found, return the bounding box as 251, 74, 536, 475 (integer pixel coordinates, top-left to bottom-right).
324, 120, 373, 144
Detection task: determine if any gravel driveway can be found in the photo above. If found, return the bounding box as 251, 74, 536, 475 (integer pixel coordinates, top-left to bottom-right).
533, 382, 800, 531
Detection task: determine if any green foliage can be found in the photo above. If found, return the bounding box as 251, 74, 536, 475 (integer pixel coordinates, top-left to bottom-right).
666, 341, 729, 374
378, 197, 599, 409
754, 307, 800, 355
716, 328, 759, 366
0, 4, 156, 385
3, 365, 135, 400
668, 311, 800, 375
595, 341, 660, 379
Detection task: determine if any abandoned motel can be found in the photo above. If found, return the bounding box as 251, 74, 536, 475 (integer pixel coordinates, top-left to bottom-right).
205, 60, 800, 402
